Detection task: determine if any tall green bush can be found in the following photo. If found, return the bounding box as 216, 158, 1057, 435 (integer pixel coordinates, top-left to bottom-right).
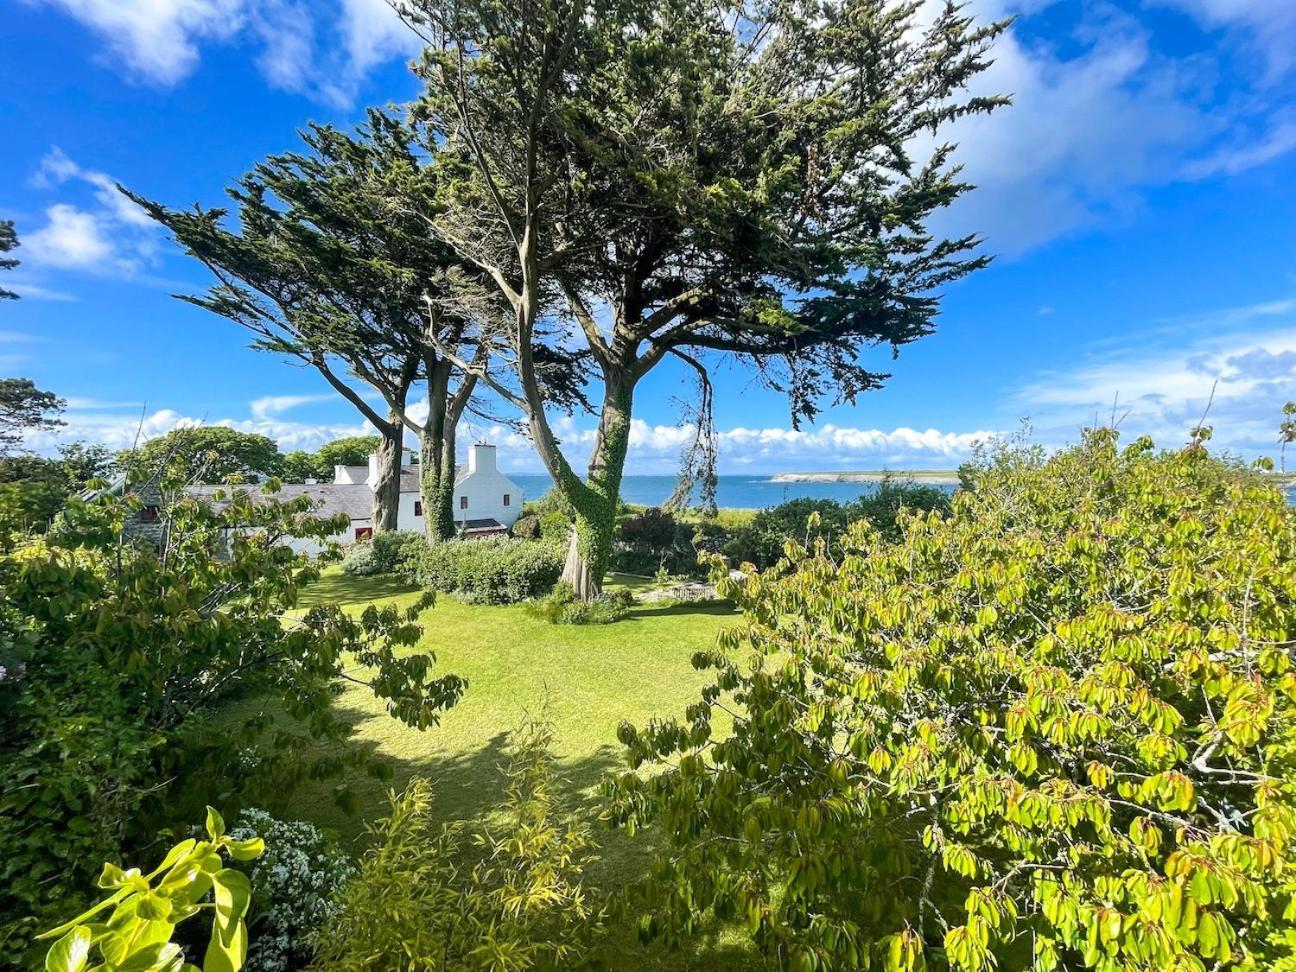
0, 486, 463, 961
411, 535, 563, 604
312, 718, 600, 969
609, 431, 1296, 970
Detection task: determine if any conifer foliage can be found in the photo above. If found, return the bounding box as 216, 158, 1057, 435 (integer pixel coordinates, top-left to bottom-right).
610, 430, 1296, 970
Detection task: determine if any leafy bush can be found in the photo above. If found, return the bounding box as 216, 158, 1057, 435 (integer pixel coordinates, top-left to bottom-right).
312, 718, 601, 969
510, 513, 542, 539
231, 809, 354, 972
39, 807, 263, 972
0, 487, 463, 961
722, 481, 952, 570
610, 430, 1296, 970
611, 507, 731, 579
527, 582, 633, 625
411, 535, 563, 604
339, 542, 381, 575
341, 530, 425, 576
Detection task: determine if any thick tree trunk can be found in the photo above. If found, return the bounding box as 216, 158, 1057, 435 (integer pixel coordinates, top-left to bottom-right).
372, 413, 404, 533
419, 361, 455, 543
558, 372, 633, 598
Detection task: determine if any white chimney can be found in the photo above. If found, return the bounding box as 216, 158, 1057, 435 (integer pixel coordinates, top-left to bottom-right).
366, 453, 379, 488
468, 443, 497, 475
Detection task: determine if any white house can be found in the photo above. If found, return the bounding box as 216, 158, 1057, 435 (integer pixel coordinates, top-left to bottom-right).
188, 442, 524, 555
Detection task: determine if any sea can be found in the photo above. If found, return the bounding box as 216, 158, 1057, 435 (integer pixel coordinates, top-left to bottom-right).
510, 474, 946, 510
510, 473, 1296, 510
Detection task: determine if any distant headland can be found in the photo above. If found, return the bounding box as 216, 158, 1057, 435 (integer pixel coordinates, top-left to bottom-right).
769, 470, 961, 485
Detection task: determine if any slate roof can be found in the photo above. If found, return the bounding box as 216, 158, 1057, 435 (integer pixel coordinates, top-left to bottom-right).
187, 483, 374, 521
459, 518, 506, 533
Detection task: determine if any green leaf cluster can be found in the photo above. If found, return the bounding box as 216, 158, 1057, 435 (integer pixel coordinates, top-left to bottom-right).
609, 429, 1296, 970
39, 808, 264, 972
312, 717, 602, 970
0, 486, 463, 961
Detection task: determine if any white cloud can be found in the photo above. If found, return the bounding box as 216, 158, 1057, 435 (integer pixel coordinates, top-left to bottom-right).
24, 405, 374, 455
22, 204, 117, 271
1154, 0, 1296, 80
25, 0, 246, 85
1185, 117, 1296, 178
249, 393, 336, 420
466, 414, 999, 474
0, 330, 45, 343
21, 148, 160, 278
1016, 296, 1296, 454
26, 0, 414, 105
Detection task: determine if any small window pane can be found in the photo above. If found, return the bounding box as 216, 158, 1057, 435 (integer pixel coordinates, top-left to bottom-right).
460, 496, 468, 510
503, 494, 510, 506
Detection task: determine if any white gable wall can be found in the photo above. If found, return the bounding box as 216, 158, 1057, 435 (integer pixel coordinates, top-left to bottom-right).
455, 445, 523, 528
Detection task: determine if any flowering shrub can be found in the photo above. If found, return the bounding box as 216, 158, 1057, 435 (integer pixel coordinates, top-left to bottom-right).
230, 809, 354, 972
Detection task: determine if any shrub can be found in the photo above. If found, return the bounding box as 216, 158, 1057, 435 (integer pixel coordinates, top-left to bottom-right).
39, 807, 263, 972
411, 535, 563, 604
610, 430, 1296, 970
231, 809, 354, 972
312, 718, 601, 969
511, 513, 542, 539
339, 541, 381, 575
0, 487, 462, 960
527, 582, 633, 625
341, 530, 425, 576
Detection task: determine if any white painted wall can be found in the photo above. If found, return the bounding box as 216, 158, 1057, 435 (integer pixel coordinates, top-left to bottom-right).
455, 444, 523, 528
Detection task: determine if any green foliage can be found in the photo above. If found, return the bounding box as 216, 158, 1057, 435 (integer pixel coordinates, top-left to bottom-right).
510, 514, 542, 540
341, 530, 426, 577
609, 430, 1296, 970
311, 717, 601, 970
0, 219, 19, 301
228, 809, 354, 972
527, 582, 633, 625
39, 807, 264, 972
0, 487, 463, 959
1279, 402, 1296, 473
0, 376, 64, 453
722, 481, 952, 570
411, 536, 564, 604
0, 445, 117, 545
119, 427, 284, 484
612, 507, 731, 579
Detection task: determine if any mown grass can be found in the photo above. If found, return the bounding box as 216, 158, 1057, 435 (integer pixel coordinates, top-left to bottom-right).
275, 568, 756, 969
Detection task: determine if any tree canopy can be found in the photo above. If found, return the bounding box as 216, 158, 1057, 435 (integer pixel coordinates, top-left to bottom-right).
121, 426, 284, 484
0, 377, 64, 455
611, 431, 1296, 970
396, 0, 1007, 594
0, 220, 18, 301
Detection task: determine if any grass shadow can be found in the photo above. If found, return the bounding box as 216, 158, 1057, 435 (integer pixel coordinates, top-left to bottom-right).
297, 570, 419, 609
626, 600, 737, 620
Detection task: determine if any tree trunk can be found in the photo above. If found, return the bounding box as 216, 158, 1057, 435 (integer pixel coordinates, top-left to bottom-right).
372, 413, 403, 533
558, 371, 633, 598
419, 361, 455, 543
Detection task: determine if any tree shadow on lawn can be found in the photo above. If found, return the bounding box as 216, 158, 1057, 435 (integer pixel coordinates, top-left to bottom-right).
296, 570, 418, 609
626, 600, 738, 620
281, 698, 763, 970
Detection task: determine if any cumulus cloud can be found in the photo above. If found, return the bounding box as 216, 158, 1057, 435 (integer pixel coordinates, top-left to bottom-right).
24, 404, 374, 455
20, 147, 160, 279
25, 0, 416, 106
249, 393, 336, 420
1016, 297, 1296, 454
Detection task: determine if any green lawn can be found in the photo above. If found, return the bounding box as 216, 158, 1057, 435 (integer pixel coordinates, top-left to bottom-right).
276, 568, 755, 968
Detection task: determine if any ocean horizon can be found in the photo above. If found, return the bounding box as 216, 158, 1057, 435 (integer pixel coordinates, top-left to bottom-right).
507, 473, 949, 510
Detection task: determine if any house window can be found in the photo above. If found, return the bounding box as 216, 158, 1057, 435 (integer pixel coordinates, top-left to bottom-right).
459, 496, 468, 510
354, 527, 373, 541
414, 501, 423, 517
139, 505, 160, 523
503, 494, 510, 506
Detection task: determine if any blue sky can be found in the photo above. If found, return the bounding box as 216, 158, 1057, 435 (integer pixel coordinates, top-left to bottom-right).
2, 0, 1295, 474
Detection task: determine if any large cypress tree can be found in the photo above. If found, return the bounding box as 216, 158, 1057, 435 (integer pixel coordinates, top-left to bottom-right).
128, 113, 490, 537
394, 0, 1008, 595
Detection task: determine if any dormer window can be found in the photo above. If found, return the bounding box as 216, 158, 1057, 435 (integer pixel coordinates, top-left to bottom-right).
139, 505, 160, 523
